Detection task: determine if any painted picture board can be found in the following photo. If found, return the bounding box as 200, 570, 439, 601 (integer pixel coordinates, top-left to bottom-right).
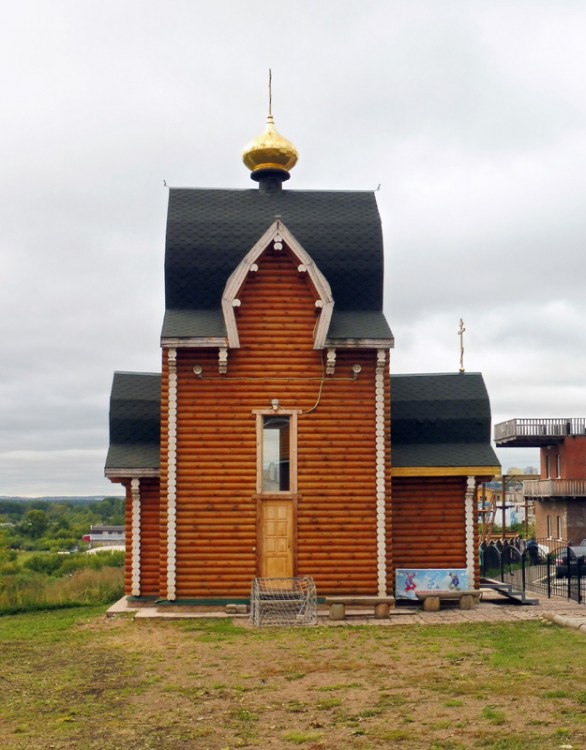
395, 568, 468, 600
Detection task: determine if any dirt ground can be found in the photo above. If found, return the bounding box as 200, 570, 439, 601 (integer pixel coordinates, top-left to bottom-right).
2, 608, 586, 750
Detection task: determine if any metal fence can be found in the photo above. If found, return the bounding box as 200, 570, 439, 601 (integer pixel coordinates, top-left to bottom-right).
479, 538, 584, 604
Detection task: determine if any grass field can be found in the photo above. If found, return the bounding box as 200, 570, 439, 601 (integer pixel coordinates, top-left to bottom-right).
1, 607, 586, 749
0, 551, 124, 615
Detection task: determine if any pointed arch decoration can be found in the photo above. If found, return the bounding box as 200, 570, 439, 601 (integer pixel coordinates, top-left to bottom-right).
221, 220, 334, 350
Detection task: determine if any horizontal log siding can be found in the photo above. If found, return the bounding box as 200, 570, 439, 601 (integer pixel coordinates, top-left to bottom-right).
297, 347, 381, 593
120, 478, 162, 596
391, 476, 468, 572
137, 478, 161, 596
158, 245, 388, 598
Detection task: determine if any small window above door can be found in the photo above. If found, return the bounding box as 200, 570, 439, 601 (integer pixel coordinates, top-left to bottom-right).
262, 415, 290, 492
254, 409, 299, 494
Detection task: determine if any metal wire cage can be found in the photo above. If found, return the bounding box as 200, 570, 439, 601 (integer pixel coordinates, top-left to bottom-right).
250, 576, 318, 626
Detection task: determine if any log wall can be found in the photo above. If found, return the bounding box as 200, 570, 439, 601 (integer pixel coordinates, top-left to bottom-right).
120, 478, 161, 596
391, 476, 477, 583
137, 477, 161, 595
158, 243, 391, 598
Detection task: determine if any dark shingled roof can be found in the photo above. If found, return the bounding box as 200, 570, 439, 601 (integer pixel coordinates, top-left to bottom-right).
161, 309, 226, 339
104, 371, 498, 474
391, 372, 499, 468
105, 372, 161, 472
327, 310, 392, 341
163, 187, 392, 341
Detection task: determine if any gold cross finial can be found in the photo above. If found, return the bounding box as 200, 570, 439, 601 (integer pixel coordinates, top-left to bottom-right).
458, 318, 466, 373
268, 68, 272, 117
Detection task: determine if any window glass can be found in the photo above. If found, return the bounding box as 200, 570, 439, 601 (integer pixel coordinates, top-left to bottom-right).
262, 416, 290, 492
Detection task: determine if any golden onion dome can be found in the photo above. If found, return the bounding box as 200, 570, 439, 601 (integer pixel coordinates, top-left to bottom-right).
242, 113, 299, 180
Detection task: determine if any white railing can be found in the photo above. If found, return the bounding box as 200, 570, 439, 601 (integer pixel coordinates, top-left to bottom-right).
523, 479, 586, 498
495, 418, 586, 442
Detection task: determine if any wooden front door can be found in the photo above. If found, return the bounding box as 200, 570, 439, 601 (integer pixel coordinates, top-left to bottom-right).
260, 500, 294, 578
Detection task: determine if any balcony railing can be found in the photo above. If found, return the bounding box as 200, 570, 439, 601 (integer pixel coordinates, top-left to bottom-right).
495, 418, 586, 445
523, 479, 586, 498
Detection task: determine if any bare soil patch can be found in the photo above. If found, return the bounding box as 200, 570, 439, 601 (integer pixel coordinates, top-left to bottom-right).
2, 608, 586, 749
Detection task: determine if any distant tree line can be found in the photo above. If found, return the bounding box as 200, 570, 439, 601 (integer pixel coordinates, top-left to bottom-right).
0, 496, 125, 553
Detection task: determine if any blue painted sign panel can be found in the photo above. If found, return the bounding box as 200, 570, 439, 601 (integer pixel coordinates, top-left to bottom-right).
395, 568, 468, 600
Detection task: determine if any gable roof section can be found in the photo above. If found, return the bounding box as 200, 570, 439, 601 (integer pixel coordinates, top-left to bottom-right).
162, 187, 393, 345
221, 220, 333, 349
105, 372, 161, 477
391, 372, 500, 476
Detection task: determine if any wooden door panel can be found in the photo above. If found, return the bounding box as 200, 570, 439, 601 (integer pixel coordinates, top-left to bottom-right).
261, 500, 294, 578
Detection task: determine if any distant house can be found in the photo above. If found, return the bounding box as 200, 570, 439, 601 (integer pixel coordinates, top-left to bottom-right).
105, 109, 499, 605
495, 418, 586, 545
83, 525, 125, 549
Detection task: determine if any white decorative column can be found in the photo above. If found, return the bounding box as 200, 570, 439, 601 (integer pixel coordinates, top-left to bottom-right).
218, 346, 228, 374
130, 478, 141, 596
375, 349, 388, 596
326, 348, 336, 375
167, 348, 178, 600
465, 475, 476, 585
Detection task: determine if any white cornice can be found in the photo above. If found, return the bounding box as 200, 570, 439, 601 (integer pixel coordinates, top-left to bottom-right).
105, 468, 160, 479
325, 337, 395, 349
161, 337, 227, 349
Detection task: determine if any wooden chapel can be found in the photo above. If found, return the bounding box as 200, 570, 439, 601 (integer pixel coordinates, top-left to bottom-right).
105, 105, 499, 605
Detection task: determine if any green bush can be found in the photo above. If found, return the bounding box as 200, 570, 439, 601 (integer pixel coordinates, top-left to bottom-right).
17, 549, 125, 579
0, 561, 20, 576
0, 567, 124, 615
0, 571, 48, 611
42, 538, 78, 552
24, 553, 64, 576
0, 547, 17, 564
53, 567, 124, 605
59, 550, 125, 576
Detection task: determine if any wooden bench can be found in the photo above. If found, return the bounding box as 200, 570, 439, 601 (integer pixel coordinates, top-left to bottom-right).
324, 596, 395, 620
415, 590, 482, 612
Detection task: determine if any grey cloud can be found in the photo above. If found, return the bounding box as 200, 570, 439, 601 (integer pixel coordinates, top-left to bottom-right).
1, 1, 585, 494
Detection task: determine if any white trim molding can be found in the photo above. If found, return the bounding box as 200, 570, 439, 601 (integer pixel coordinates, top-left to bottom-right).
130, 478, 141, 596
166, 348, 178, 601
161, 337, 227, 349
325, 337, 395, 350
375, 349, 388, 597
465, 475, 476, 583
222, 220, 334, 350
105, 468, 160, 479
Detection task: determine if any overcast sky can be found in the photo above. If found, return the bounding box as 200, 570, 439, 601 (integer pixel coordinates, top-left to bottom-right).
2, 1, 585, 496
